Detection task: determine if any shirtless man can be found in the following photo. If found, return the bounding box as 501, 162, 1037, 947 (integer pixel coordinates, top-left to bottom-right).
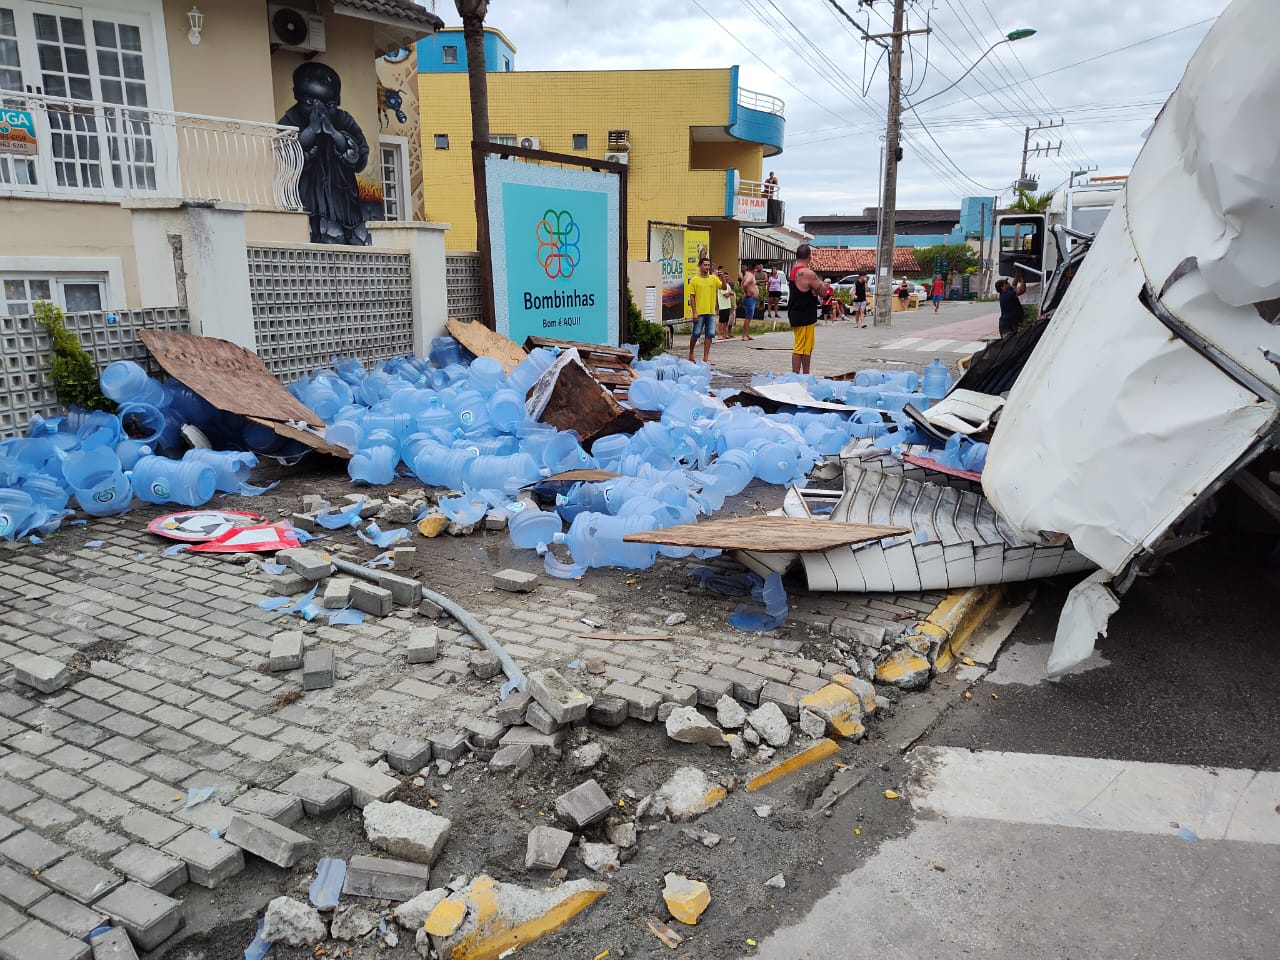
739, 263, 759, 340
786, 244, 832, 375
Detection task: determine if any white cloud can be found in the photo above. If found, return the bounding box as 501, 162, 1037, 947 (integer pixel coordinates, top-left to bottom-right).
436, 0, 1229, 218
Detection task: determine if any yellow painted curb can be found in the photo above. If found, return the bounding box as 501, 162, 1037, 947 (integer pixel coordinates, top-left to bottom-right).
929, 585, 1004, 673
745, 738, 841, 792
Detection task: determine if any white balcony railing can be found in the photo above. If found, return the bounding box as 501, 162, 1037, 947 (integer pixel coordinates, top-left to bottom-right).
738, 86, 785, 117
737, 178, 781, 200
0, 92, 303, 212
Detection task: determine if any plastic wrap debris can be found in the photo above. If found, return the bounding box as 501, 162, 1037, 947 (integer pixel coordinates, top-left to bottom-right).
1048, 570, 1121, 678
728, 571, 788, 632
185, 786, 216, 809
310, 857, 347, 910
316, 498, 366, 529
356, 523, 411, 548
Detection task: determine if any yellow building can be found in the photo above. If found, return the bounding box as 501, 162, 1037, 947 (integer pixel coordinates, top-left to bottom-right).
417, 28, 785, 272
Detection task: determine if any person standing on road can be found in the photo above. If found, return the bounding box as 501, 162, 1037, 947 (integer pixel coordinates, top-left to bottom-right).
996, 270, 1028, 337
715, 265, 736, 340
895, 279, 911, 310
766, 267, 782, 318
852, 273, 868, 327
686, 257, 723, 362
931, 274, 945, 313
787, 243, 831, 375
739, 264, 759, 340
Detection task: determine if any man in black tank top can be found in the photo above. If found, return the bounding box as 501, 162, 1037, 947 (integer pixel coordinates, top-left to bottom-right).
787, 243, 831, 374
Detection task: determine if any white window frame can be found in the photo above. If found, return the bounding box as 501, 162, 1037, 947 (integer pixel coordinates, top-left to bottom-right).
441, 43, 458, 64
377, 134, 408, 222
0, 255, 124, 315
491, 134, 516, 146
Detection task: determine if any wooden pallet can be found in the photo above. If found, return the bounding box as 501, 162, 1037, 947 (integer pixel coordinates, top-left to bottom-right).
523, 336, 636, 396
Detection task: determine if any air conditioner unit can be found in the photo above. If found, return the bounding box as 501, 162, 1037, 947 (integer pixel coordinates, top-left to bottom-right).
268, 5, 326, 54
604, 152, 629, 165
518, 136, 541, 150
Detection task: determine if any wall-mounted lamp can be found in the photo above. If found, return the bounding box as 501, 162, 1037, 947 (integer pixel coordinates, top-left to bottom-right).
187, 6, 204, 45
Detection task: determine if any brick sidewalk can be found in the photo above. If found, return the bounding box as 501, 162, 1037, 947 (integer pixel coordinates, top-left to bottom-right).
0, 508, 941, 955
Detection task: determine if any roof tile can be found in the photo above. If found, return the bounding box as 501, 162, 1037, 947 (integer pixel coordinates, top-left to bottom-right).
809, 248, 921, 274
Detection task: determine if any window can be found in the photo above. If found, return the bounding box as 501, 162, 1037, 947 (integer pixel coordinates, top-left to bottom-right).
441, 44, 458, 63
607, 130, 630, 150
379, 141, 406, 221
491, 135, 517, 146
2, 273, 105, 316
502, 56, 510, 71
572, 134, 588, 151
433, 133, 449, 150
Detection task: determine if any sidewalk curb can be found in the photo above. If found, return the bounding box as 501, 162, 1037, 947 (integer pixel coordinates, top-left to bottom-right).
923, 585, 1005, 674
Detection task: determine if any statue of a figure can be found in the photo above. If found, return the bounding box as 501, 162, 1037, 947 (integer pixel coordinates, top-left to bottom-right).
280, 62, 371, 245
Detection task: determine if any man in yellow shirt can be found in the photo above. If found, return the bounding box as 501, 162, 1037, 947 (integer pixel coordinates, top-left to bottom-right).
685, 257, 724, 363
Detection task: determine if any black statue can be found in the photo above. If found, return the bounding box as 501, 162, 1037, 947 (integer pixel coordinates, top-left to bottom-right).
280, 62, 371, 246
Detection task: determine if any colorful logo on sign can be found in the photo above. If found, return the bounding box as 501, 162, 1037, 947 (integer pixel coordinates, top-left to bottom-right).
535, 209, 581, 280
0, 109, 37, 157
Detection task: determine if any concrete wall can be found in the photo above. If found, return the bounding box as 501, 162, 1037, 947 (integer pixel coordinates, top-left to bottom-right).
419, 67, 762, 261
162, 0, 276, 122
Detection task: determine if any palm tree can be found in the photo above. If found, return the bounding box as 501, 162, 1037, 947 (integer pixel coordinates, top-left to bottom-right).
455, 0, 492, 324
1008, 187, 1054, 213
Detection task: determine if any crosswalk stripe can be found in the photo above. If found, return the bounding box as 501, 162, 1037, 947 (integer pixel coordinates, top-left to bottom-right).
908, 747, 1280, 844
876, 337, 991, 355
882, 337, 923, 350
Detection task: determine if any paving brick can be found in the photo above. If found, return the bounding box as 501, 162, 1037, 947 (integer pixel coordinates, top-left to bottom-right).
226, 812, 312, 867
674, 671, 734, 707
342, 854, 429, 901
364, 570, 421, 606
111, 844, 188, 895
758, 681, 810, 720
0, 900, 23, 939
708, 664, 766, 705
39, 853, 122, 904
430, 730, 469, 762
32, 767, 92, 800
230, 789, 303, 826
493, 688, 531, 726
351, 582, 394, 617
302, 648, 335, 690
268, 631, 304, 672
368, 733, 432, 774
162, 829, 244, 888
0, 862, 48, 908
0, 919, 91, 960
326, 761, 399, 807
276, 773, 351, 818
493, 568, 538, 593
321, 577, 353, 609
88, 926, 139, 960
639, 676, 698, 706
0, 811, 18, 841
0, 828, 67, 869
735, 658, 795, 685
489, 743, 533, 773
405, 626, 439, 664
586, 695, 628, 727
13, 653, 70, 693
0, 777, 37, 811
60, 699, 117, 725
527, 668, 593, 724
96, 882, 184, 951
227, 735, 285, 763
29, 890, 109, 939
119, 808, 185, 847
69, 787, 132, 821
63, 821, 129, 857
602, 681, 663, 722
97, 713, 154, 738
555, 779, 612, 828
276, 548, 333, 581
15, 796, 78, 830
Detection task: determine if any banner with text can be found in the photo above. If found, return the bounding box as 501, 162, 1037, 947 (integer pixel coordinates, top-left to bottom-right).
486, 157, 620, 346
649, 223, 686, 322
682, 229, 710, 320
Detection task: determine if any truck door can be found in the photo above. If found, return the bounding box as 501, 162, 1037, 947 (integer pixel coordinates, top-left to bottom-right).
997, 215, 1045, 280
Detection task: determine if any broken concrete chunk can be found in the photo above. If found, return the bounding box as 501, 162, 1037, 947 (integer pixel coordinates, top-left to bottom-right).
656, 767, 727, 822
799, 683, 866, 739
555, 779, 613, 829
527, 667, 593, 725
663, 873, 711, 925
330, 904, 379, 941
525, 825, 574, 871
363, 801, 451, 865
606, 820, 637, 849
587, 694, 628, 728
493, 568, 538, 593
578, 841, 620, 874
665, 706, 728, 747
875, 649, 932, 690
343, 855, 430, 901
798, 709, 828, 740
425, 875, 606, 960
393, 888, 448, 931
747, 702, 792, 748
715, 694, 747, 730
571, 742, 605, 772
262, 896, 326, 946
765, 873, 786, 889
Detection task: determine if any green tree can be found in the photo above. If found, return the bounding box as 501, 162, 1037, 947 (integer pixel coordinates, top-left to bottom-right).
911, 243, 978, 279
33, 300, 112, 412
1008, 187, 1055, 213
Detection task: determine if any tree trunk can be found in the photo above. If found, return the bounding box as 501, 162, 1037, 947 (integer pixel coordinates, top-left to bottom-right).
455, 1, 492, 324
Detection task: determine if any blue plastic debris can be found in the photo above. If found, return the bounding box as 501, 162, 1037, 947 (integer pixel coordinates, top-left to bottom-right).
316, 498, 365, 529
259, 562, 287, 575
309, 857, 346, 910
163, 542, 190, 557
184, 786, 216, 809
327, 608, 365, 626
1176, 827, 1199, 842
85, 540, 104, 548
243, 918, 272, 960
728, 571, 788, 632
356, 522, 410, 548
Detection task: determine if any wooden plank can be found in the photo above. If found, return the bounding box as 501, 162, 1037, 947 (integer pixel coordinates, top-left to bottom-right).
537, 359, 630, 439
446, 317, 527, 373
531, 468, 621, 485
524, 335, 635, 363
246, 417, 352, 460
622, 516, 909, 552
139, 329, 323, 428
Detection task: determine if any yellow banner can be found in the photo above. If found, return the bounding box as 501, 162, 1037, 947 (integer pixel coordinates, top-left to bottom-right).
683, 229, 709, 320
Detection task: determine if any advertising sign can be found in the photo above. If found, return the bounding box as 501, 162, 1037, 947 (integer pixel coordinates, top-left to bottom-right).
649, 222, 686, 322
734, 195, 767, 223
0, 109, 37, 156
486, 156, 620, 346
682, 229, 710, 320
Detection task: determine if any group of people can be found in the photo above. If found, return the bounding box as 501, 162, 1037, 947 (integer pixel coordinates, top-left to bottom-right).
684, 260, 788, 362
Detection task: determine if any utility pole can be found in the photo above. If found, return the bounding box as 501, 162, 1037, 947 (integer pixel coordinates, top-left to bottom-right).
1018, 119, 1064, 189
864, 0, 927, 326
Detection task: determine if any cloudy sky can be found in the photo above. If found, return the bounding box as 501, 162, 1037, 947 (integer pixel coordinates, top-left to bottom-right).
427, 0, 1228, 222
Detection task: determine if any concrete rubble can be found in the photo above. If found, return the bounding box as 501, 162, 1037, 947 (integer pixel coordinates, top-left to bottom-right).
656, 767, 728, 821
665, 705, 729, 747
663, 872, 712, 925
261, 896, 327, 946
362, 801, 452, 865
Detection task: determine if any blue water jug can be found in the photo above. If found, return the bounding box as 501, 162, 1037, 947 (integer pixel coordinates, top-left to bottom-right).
349, 446, 399, 485
183, 449, 258, 492
62, 447, 133, 516
508, 504, 563, 549
117, 402, 167, 446
467, 357, 506, 396
922, 358, 952, 401
100, 360, 165, 406
487, 388, 527, 432
130, 455, 216, 506
554, 511, 659, 570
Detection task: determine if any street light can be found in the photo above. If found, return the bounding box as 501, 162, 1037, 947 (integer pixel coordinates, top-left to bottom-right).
872, 23, 1034, 327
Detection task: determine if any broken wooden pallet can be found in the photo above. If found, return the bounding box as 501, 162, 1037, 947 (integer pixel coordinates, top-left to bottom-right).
523, 336, 636, 397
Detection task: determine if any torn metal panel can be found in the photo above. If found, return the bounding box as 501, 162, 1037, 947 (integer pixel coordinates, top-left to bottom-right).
726, 383, 857, 414
738, 462, 1094, 593
918, 390, 1004, 435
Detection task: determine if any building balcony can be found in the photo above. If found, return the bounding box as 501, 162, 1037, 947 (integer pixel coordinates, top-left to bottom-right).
726, 173, 784, 227
689, 67, 786, 158
0, 93, 303, 213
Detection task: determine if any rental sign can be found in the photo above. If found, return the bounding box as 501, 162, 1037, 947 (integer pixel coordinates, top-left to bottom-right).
485, 156, 621, 346
0, 110, 37, 156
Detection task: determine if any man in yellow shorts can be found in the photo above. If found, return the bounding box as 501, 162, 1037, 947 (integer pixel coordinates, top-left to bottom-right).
786, 243, 831, 374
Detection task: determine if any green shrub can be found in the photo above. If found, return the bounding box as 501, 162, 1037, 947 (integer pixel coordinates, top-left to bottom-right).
33, 300, 113, 412
626, 286, 665, 360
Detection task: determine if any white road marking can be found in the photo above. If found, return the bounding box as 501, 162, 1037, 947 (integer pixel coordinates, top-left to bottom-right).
908, 747, 1280, 844
877, 337, 992, 355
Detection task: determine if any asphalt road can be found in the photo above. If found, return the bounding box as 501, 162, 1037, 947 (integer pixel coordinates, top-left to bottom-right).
746, 537, 1280, 960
